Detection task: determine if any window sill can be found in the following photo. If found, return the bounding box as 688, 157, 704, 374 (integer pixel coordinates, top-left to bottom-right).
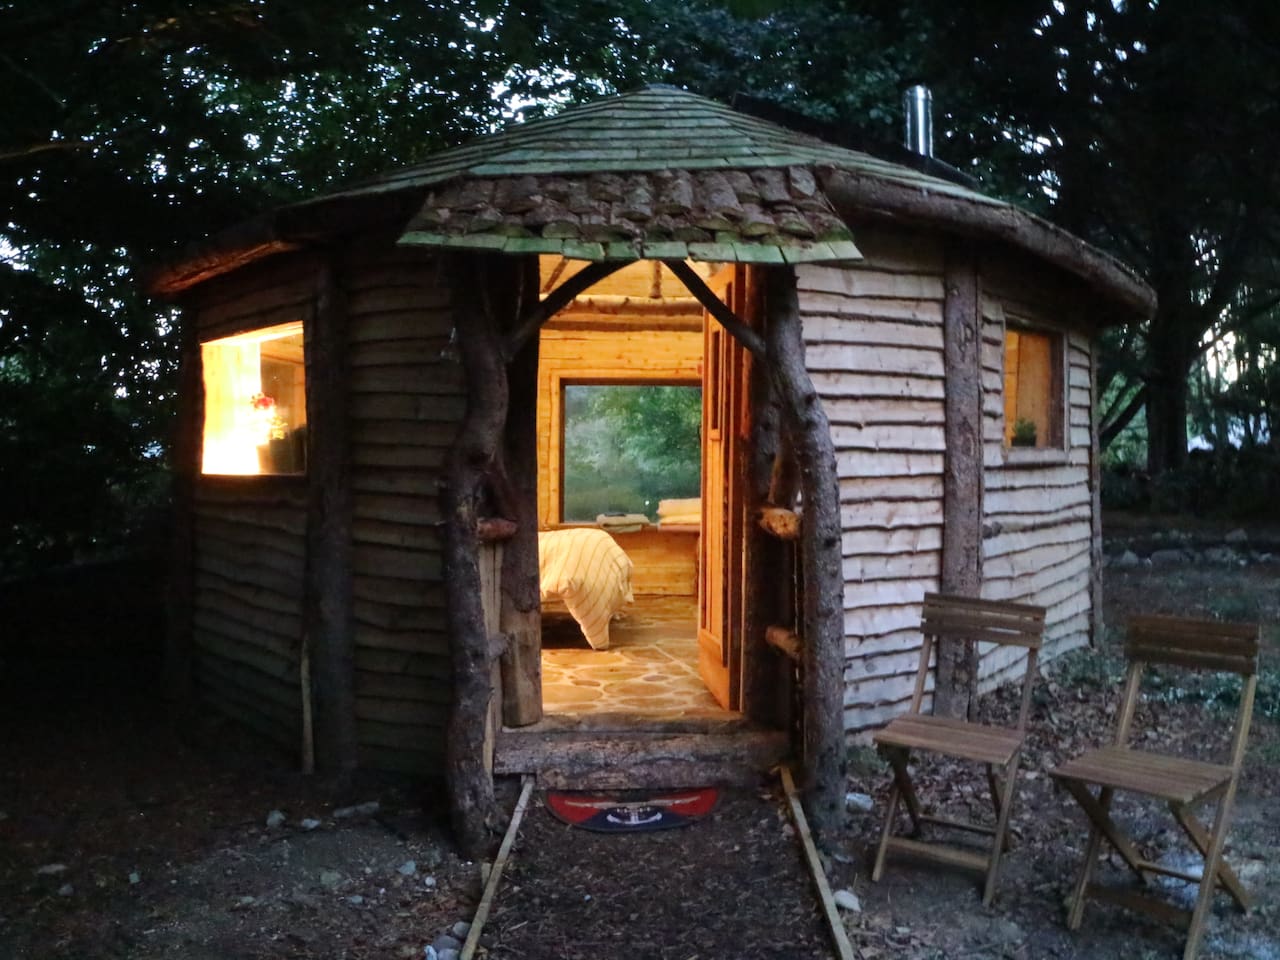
549, 522, 701, 535
1000, 446, 1070, 468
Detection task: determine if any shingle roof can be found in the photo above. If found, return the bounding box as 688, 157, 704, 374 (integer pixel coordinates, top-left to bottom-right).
306, 85, 996, 265
150, 86, 1155, 319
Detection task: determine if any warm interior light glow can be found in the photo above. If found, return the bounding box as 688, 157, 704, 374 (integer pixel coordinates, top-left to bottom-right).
1003, 328, 1056, 448
201, 321, 306, 475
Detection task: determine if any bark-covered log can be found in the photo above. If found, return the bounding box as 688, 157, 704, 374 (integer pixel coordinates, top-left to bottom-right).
764, 266, 846, 846
819, 168, 1155, 320
305, 257, 357, 773
935, 246, 984, 720
1088, 345, 1104, 649
443, 254, 507, 856
163, 309, 201, 712
743, 345, 785, 725
500, 257, 544, 728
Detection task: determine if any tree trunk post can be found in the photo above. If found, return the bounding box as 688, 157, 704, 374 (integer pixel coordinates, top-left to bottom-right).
763, 266, 846, 845
936, 246, 984, 720
499, 256, 543, 727
443, 254, 508, 857
305, 255, 358, 774
1088, 342, 1104, 648
163, 309, 201, 713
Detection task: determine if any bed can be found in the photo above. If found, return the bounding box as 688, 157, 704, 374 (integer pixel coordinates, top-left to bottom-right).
538, 528, 634, 649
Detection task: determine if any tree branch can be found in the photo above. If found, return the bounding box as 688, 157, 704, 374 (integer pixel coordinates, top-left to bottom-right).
504, 259, 626, 359
663, 260, 766, 358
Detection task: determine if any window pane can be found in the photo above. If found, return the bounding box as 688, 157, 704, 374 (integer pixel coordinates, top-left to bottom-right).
201, 322, 307, 475
562, 384, 701, 522
1003, 328, 1057, 448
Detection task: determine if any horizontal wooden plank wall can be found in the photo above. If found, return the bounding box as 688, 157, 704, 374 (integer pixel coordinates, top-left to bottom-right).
797, 226, 947, 734
189, 254, 318, 751
345, 246, 460, 774
979, 262, 1096, 693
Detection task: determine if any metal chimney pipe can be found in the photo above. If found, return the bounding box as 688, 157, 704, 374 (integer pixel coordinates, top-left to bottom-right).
903, 84, 933, 158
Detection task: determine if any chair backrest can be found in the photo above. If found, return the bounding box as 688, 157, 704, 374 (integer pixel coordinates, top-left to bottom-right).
910, 593, 1047, 726
1114, 615, 1261, 770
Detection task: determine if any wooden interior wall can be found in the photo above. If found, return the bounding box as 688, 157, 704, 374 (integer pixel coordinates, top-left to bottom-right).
796, 226, 948, 734
189, 255, 316, 751
536, 320, 703, 596
978, 259, 1096, 692
345, 246, 462, 774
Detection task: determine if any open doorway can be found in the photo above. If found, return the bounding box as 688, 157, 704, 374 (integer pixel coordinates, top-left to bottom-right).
533, 258, 753, 719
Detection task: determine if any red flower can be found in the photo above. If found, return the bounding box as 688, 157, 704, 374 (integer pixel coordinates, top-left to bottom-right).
250, 392, 276, 411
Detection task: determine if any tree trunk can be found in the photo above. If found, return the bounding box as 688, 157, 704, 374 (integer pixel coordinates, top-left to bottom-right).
499, 257, 543, 727
305, 257, 358, 774
764, 266, 846, 846
935, 247, 983, 720
1145, 369, 1190, 475
443, 254, 507, 857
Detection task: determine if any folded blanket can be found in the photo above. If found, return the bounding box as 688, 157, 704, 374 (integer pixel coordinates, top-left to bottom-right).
538, 529, 634, 649
657, 497, 701, 519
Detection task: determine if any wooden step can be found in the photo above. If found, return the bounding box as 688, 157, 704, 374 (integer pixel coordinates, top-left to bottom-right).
494, 727, 791, 789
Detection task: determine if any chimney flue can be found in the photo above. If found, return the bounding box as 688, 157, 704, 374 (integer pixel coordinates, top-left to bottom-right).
903, 84, 933, 158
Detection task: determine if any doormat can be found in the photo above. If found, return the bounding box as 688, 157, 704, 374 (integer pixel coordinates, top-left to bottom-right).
546, 787, 719, 833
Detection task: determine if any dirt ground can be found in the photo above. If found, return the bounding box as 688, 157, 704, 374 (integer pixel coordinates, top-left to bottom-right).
1, 519, 1278, 959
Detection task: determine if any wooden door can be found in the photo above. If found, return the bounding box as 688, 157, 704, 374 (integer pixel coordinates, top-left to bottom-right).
698, 273, 752, 709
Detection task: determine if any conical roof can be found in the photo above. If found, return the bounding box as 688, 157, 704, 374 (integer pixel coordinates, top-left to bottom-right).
151, 86, 1154, 319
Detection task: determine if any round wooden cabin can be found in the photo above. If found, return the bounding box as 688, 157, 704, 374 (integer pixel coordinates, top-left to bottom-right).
152, 86, 1153, 847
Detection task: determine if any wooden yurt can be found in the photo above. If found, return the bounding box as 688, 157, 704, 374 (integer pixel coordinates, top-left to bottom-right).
151, 86, 1154, 848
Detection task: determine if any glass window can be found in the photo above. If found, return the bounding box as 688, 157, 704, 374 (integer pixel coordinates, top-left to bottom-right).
561, 383, 701, 522
1003, 327, 1062, 449
201, 322, 307, 475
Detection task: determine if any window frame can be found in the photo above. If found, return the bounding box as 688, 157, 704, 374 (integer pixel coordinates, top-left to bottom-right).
555, 375, 702, 525
1001, 316, 1068, 465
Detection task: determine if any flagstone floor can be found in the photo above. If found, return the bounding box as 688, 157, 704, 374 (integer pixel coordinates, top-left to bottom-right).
540, 595, 728, 718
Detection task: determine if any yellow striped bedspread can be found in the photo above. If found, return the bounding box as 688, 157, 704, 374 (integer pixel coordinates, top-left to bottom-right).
538, 528, 634, 649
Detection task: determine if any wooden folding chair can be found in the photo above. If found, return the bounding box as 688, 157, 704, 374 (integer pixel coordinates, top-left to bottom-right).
871, 593, 1046, 906
1049, 615, 1261, 960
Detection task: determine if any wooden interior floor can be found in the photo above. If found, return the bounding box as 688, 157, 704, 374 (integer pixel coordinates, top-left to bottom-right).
540, 594, 729, 718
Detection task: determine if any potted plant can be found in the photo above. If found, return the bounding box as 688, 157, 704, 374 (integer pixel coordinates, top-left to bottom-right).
1011, 417, 1038, 448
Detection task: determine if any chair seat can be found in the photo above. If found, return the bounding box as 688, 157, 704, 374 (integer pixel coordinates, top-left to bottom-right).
1050, 746, 1233, 805
874, 714, 1024, 766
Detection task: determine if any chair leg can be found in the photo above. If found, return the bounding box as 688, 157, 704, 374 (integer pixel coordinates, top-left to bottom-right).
1170, 801, 1251, 913
1183, 798, 1236, 960
982, 757, 1020, 907
885, 748, 923, 836
1066, 786, 1112, 930
872, 781, 903, 883
986, 765, 1012, 852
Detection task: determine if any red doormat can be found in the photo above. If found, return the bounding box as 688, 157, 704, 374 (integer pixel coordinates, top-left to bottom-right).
546, 787, 719, 833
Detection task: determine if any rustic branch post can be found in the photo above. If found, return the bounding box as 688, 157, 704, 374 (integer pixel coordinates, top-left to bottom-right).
443, 253, 509, 855
499, 256, 544, 726
163, 309, 201, 712
305, 255, 358, 773
1088, 343, 1104, 648
935, 245, 984, 720
764, 266, 846, 843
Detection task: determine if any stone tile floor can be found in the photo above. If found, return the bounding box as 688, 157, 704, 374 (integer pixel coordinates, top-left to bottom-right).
540, 595, 728, 718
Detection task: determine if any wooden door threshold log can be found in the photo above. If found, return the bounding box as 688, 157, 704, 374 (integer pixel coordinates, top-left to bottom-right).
494, 720, 789, 790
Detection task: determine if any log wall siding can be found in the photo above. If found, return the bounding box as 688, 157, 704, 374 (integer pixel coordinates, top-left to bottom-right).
346, 247, 460, 774
796, 227, 948, 735
189, 254, 318, 750
189, 246, 462, 775
978, 269, 1097, 693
